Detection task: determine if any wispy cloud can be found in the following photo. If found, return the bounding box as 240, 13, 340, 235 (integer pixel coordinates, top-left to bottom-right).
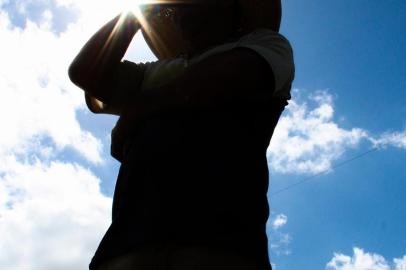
272, 214, 288, 230
372, 131, 406, 150
268, 214, 291, 256
326, 247, 406, 270
269, 232, 292, 256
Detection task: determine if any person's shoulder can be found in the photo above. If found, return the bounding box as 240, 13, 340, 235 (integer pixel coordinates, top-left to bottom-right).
239, 29, 292, 49
236, 29, 295, 99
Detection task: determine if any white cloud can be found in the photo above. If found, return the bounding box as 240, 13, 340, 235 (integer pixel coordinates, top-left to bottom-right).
272, 214, 288, 230
0, 156, 111, 270
0, 0, 157, 164
0, 0, 154, 270
395, 255, 406, 270
268, 90, 368, 174
0, 0, 8, 8
268, 90, 406, 175
0, 0, 160, 267
0, 10, 103, 164
0, 0, 159, 267
372, 131, 406, 150
327, 248, 406, 270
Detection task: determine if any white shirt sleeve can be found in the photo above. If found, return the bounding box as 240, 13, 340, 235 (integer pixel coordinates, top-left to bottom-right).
236, 29, 295, 99
191, 29, 294, 99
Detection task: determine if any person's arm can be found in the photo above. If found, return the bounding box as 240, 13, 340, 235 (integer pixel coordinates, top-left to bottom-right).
111, 47, 276, 159
68, 12, 140, 105
111, 47, 276, 160
121, 47, 275, 117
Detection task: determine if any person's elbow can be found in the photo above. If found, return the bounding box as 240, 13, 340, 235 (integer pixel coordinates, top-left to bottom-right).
68, 61, 114, 104
68, 61, 89, 90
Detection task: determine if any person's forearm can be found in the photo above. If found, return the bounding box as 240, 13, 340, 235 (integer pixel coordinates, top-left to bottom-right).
131, 48, 274, 113
69, 12, 139, 102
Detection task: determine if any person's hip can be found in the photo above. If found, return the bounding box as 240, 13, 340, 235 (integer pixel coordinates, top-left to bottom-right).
97, 244, 268, 270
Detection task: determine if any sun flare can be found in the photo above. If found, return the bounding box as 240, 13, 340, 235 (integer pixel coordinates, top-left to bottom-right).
103, 0, 188, 60
116, 0, 142, 19
118, 0, 164, 15
117, 0, 161, 27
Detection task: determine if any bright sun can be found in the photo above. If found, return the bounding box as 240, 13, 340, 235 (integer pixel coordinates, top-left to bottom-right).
116, 0, 174, 31
118, 0, 163, 14
117, 0, 161, 24
111, 0, 154, 32
118, 0, 145, 14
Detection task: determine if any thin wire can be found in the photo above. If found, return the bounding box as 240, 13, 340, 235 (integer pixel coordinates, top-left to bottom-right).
270, 147, 380, 196
270, 131, 406, 196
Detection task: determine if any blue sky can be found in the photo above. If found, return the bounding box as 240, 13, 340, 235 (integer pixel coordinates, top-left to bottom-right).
0, 0, 404, 269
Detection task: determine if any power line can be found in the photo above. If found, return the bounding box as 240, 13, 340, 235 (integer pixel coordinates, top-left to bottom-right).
270, 147, 379, 197
270, 131, 406, 196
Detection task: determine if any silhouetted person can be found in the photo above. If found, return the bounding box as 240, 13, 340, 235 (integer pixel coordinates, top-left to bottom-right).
69, 1, 294, 269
